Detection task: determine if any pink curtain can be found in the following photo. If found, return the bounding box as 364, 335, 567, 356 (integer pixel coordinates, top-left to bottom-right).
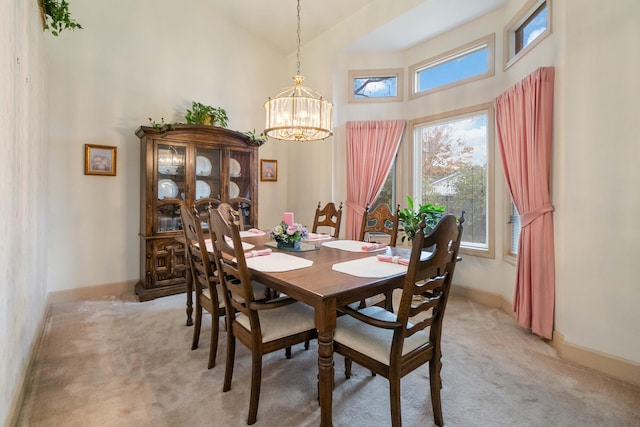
495, 67, 555, 339
345, 120, 405, 240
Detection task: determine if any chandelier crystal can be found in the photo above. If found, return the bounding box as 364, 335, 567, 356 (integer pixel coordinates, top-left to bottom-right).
264, 0, 333, 142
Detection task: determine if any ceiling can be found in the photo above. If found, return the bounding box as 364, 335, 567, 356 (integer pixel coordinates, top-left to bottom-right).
212, 0, 508, 54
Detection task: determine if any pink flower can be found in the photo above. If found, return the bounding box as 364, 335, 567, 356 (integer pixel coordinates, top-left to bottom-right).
286, 226, 297, 235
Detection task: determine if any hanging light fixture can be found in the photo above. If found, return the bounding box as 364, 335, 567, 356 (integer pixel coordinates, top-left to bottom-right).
264, 0, 333, 141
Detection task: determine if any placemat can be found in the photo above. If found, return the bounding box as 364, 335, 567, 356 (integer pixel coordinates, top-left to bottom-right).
322, 240, 388, 253
332, 256, 408, 278
236, 252, 314, 272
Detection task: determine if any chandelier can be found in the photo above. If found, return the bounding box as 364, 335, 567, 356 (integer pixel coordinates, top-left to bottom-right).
264, 0, 333, 141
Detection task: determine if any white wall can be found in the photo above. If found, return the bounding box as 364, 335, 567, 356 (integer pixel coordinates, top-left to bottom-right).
44, 0, 289, 293
291, 0, 640, 366
0, 1, 48, 424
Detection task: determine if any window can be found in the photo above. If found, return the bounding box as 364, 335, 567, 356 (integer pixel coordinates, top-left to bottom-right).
348, 68, 403, 103
504, 0, 551, 69
509, 200, 521, 254
409, 34, 495, 99
411, 105, 494, 257
371, 160, 396, 210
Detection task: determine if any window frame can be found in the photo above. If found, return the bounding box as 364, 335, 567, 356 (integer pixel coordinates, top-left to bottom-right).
503, 0, 552, 70
348, 68, 404, 103
408, 104, 495, 258
408, 34, 495, 100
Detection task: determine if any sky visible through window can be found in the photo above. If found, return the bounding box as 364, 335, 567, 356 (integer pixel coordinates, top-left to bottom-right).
418, 46, 488, 92
522, 5, 547, 48
353, 76, 397, 98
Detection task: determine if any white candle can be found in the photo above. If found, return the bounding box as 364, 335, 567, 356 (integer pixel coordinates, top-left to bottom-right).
283, 212, 294, 226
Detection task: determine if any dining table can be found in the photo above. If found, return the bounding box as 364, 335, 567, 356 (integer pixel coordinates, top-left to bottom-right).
186, 230, 411, 426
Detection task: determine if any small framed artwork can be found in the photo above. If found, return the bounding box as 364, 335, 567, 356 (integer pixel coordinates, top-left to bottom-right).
260, 159, 277, 182
85, 144, 117, 176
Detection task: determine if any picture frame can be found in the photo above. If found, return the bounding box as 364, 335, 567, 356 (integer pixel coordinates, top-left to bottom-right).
260, 159, 277, 182
85, 144, 117, 176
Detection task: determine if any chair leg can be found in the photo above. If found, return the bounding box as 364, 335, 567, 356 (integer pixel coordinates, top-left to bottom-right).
389, 375, 402, 427
344, 357, 352, 379
285, 346, 292, 359
191, 301, 203, 350
248, 352, 263, 425
430, 358, 444, 426
223, 330, 236, 393
304, 340, 310, 350
208, 314, 219, 369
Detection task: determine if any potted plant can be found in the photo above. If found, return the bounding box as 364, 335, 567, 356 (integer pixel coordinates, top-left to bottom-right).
397, 196, 446, 243
39, 0, 82, 36
244, 129, 268, 146
185, 101, 229, 128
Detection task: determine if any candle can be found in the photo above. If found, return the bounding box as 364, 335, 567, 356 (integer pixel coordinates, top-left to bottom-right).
283, 212, 294, 226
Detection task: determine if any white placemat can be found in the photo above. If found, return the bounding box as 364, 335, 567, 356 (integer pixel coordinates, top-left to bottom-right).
332, 256, 408, 278
322, 240, 388, 253
235, 252, 313, 272
200, 238, 254, 252
304, 232, 332, 241
240, 229, 266, 238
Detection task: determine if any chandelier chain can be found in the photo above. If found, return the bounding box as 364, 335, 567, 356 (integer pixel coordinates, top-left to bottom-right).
296, 0, 301, 75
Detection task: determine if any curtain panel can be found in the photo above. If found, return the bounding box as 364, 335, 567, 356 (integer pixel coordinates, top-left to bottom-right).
345, 120, 406, 240
495, 66, 556, 339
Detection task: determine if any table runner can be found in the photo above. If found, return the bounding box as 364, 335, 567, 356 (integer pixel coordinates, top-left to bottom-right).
332, 256, 407, 278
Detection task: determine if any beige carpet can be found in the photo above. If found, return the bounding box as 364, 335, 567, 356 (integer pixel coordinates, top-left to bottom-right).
16, 293, 640, 426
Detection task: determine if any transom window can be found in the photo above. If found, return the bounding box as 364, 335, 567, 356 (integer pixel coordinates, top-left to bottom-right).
409, 34, 495, 99
504, 0, 551, 69
411, 105, 494, 256
348, 69, 403, 103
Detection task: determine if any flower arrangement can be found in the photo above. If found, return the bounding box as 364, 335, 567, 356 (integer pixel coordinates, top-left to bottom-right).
270, 221, 308, 244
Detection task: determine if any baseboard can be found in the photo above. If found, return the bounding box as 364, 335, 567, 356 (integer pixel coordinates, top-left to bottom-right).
450, 283, 514, 316
7, 300, 52, 427
47, 280, 137, 304
451, 283, 640, 389
552, 332, 640, 388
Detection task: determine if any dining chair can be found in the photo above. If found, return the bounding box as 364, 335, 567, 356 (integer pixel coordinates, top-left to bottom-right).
333, 212, 464, 427
359, 203, 401, 246
218, 201, 245, 230
208, 207, 318, 425
312, 201, 343, 238
180, 204, 225, 369
357, 203, 401, 310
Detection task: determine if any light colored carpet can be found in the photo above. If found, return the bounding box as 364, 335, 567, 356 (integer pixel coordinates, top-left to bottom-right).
16, 293, 640, 426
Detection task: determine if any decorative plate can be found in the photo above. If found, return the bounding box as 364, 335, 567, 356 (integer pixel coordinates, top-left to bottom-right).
229, 181, 240, 199
229, 158, 241, 177
158, 179, 178, 199
158, 165, 179, 175
196, 180, 211, 200
196, 156, 212, 176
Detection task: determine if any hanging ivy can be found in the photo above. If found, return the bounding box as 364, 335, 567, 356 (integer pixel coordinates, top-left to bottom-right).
39, 0, 83, 36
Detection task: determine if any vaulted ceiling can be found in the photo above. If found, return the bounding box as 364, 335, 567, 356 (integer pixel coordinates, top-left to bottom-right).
212, 0, 508, 54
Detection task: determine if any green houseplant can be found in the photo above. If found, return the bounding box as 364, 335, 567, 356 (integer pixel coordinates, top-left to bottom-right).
40, 0, 83, 36
397, 196, 446, 243
185, 101, 229, 127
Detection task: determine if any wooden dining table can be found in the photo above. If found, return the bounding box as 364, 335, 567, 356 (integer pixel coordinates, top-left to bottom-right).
185, 232, 410, 426
244, 234, 411, 426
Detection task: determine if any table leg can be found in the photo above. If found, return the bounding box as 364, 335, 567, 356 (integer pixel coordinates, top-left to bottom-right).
316, 299, 336, 427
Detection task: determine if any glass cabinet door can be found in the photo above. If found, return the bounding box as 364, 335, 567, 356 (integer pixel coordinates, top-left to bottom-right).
228, 149, 254, 228
156, 143, 186, 233
193, 146, 222, 231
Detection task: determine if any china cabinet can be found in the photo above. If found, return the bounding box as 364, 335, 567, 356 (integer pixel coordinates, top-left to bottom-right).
135, 124, 259, 302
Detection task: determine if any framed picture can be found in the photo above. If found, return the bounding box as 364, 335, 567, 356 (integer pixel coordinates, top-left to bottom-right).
260, 159, 277, 182
85, 144, 117, 176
